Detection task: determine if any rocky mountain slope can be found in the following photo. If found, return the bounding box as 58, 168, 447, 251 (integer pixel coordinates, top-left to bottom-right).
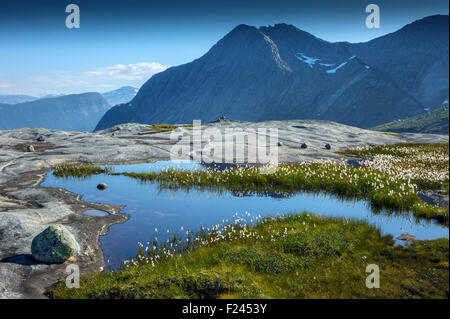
0, 93, 111, 132
95, 15, 449, 131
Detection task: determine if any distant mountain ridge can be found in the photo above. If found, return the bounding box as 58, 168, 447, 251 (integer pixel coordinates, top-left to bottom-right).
0, 86, 137, 105
0, 93, 110, 132
95, 15, 449, 131
102, 86, 138, 106
0, 95, 37, 104
0, 86, 137, 131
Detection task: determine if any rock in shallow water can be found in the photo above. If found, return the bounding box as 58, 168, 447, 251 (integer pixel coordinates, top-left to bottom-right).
31, 225, 78, 263
97, 183, 108, 190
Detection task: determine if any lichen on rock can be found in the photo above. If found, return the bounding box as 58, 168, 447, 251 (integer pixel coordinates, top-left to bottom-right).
31, 225, 78, 263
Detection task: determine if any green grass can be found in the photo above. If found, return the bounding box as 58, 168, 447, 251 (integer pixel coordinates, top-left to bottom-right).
53, 164, 112, 178
372, 105, 449, 134
147, 124, 177, 134
47, 213, 449, 299
340, 142, 447, 160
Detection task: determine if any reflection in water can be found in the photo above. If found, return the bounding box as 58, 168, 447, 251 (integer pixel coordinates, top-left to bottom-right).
42, 161, 448, 269
83, 210, 109, 217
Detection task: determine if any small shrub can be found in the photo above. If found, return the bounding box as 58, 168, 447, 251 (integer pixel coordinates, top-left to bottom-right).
224, 248, 306, 273
278, 230, 352, 258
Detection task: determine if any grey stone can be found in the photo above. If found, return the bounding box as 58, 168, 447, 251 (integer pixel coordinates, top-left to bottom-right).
31, 225, 78, 263
396, 233, 418, 242
418, 190, 449, 209
346, 159, 361, 167
97, 183, 108, 190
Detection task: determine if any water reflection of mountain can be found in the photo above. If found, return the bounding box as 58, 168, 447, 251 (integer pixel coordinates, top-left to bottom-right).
201, 162, 257, 171
230, 189, 294, 199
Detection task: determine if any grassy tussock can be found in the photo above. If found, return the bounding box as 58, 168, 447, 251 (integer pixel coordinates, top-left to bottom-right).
48, 213, 449, 299
53, 164, 112, 178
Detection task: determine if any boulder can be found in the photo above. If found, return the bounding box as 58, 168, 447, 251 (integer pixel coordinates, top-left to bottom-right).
346, 159, 361, 167
396, 233, 418, 242
31, 225, 78, 263
97, 183, 108, 190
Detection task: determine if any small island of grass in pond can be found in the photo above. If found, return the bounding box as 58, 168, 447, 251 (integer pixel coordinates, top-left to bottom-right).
53, 164, 112, 178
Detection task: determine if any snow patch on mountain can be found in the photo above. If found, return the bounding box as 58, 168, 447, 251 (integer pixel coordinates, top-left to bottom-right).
294, 53, 320, 68
326, 56, 357, 74
295, 53, 359, 74
326, 62, 348, 74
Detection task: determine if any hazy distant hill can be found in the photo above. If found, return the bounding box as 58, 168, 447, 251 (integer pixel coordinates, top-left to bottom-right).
0, 95, 37, 104
39, 93, 66, 100
0, 93, 111, 132
95, 15, 449, 131
372, 103, 449, 134
102, 86, 138, 106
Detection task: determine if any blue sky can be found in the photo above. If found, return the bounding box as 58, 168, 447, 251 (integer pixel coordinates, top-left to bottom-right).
0, 0, 448, 96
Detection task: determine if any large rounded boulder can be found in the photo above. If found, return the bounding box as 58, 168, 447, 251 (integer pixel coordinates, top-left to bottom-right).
31, 225, 78, 263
